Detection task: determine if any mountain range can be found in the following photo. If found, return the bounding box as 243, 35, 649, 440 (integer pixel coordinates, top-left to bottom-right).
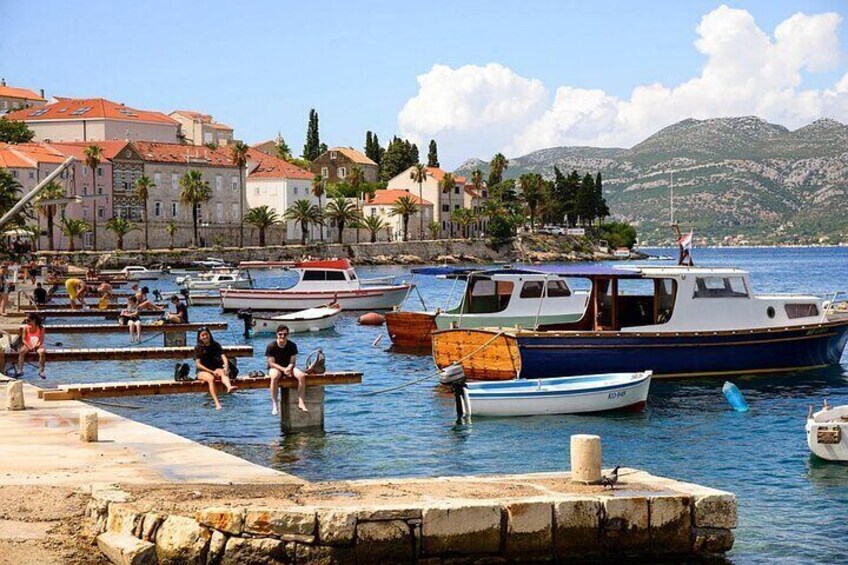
454, 116, 848, 245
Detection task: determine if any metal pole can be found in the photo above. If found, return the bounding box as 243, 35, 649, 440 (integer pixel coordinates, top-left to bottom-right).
0, 156, 75, 230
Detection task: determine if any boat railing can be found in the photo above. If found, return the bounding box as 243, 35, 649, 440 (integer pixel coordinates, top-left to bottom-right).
359, 275, 398, 286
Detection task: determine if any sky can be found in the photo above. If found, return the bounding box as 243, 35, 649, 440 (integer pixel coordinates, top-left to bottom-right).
3, 0, 848, 169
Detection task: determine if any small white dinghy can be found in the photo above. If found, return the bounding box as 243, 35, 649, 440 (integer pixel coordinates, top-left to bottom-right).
467, 371, 652, 417
252, 303, 342, 334
806, 400, 848, 461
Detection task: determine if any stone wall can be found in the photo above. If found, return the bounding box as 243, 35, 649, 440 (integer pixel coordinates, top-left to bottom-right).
87, 470, 736, 564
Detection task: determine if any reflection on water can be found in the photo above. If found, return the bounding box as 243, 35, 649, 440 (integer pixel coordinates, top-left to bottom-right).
23, 247, 848, 563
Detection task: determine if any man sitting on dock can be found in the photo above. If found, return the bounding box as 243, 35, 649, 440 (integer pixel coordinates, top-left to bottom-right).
164, 295, 188, 324
267, 324, 308, 415
32, 282, 48, 306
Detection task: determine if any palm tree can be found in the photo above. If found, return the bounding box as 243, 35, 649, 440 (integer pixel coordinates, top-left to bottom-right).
285, 199, 322, 245
409, 163, 429, 240
427, 220, 440, 240
361, 214, 387, 243
83, 145, 104, 250
311, 174, 326, 242
324, 197, 359, 244
35, 181, 65, 251
135, 175, 155, 250
105, 217, 138, 250
439, 172, 457, 238
166, 220, 178, 249
519, 173, 544, 232
60, 218, 89, 252
489, 153, 509, 186
179, 170, 212, 247
230, 141, 250, 247
471, 169, 484, 193
452, 208, 474, 239
390, 195, 419, 242
244, 205, 279, 246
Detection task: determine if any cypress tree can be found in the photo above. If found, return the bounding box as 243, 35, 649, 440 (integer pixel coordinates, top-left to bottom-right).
427, 140, 439, 167
365, 131, 374, 162
302, 109, 321, 160
373, 134, 383, 166
576, 173, 595, 226
595, 172, 610, 224
565, 170, 581, 227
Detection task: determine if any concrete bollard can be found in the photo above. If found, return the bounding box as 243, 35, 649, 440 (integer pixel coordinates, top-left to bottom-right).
80, 410, 99, 442
5, 380, 25, 411
570, 434, 601, 484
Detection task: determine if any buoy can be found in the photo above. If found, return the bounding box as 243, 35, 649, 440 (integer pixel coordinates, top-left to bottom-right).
722, 381, 749, 412
358, 312, 385, 326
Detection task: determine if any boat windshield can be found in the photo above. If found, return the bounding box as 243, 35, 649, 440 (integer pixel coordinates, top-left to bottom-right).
615, 278, 677, 328
463, 277, 514, 314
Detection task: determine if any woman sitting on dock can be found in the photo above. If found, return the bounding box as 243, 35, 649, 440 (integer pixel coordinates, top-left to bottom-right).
119, 296, 142, 343
194, 327, 237, 410
15, 313, 46, 379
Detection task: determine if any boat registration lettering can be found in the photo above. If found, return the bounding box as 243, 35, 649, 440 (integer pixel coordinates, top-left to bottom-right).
806, 328, 828, 336
608, 391, 627, 399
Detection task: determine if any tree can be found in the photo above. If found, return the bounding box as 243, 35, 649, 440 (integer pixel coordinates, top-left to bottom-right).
471, 169, 484, 194
302, 109, 321, 160
575, 173, 596, 226
60, 218, 89, 252
439, 172, 457, 238
361, 214, 387, 243
106, 217, 138, 250
318, 142, 328, 155
488, 153, 508, 187
230, 141, 250, 247
311, 174, 326, 242
427, 140, 439, 168
452, 208, 474, 239
179, 170, 212, 247
134, 175, 155, 250
0, 117, 34, 143
274, 132, 291, 160
519, 173, 544, 231
324, 197, 359, 244
35, 181, 65, 251
285, 199, 322, 245
409, 163, 429, 239
166, 220, 177, 249
244, 205, 279, 246
427, 220, 440, 240
83, 145, 104, 250
390, 195, 419, 242
347, 166, 366, 242
380, 136, 418, 181
595, 172, 610, 224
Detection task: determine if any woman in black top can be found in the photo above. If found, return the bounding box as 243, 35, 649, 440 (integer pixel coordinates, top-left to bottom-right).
194, 328, 237, 410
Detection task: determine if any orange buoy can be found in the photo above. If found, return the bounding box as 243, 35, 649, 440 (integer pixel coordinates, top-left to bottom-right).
358, 312, 386, 326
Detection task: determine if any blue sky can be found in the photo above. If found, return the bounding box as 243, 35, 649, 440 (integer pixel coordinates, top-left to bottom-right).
3, 1, 848, 168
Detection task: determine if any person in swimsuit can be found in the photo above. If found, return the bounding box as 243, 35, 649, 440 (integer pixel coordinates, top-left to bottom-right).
15, 313, 46, 379
65, 278, 87, 310
194, 328, 237, 410
120, 295, 142, 342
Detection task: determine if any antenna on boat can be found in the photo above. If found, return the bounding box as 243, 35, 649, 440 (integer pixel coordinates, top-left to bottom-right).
669, 171, 674, 226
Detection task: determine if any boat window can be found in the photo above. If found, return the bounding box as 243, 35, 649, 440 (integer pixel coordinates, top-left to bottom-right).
785, 303, 819, 319
220, 276, 233, 281
547, 280, 571, 297
326, 271, 347, 281
302, 270, 326, 281
616, 278, 677, 329
693, 276, 749, 298
519, 280, 572, 299
349, 271, 357, 280
519, 281, 543, 299
466, 278, 514, 313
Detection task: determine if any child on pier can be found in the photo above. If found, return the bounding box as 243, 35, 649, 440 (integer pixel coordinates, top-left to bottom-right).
194, 328, 237, 410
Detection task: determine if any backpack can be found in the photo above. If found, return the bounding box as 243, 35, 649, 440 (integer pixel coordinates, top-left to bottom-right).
173, 363, 191, 382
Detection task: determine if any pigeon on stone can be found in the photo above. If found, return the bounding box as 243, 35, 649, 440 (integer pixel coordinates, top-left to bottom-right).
601, 466, 620, 490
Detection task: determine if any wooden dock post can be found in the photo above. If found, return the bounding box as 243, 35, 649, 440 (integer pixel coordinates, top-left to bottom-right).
5, 380, 25, 411
281, 386, 325, 432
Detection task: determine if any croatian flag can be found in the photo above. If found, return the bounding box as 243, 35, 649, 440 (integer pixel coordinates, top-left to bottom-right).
678, 230, 693, 250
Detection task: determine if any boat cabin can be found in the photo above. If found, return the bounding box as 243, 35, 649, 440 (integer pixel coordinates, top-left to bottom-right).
536, 266, 825, 333
291, 259, 361, 290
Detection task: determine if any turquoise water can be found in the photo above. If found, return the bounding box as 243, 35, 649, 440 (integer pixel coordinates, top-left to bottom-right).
28, 247, 848, 563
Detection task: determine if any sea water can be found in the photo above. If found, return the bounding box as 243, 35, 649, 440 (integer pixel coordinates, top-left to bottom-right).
31, 246, 848, 564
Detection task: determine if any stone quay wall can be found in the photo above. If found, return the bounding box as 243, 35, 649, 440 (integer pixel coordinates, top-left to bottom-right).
88, 470, 736, 564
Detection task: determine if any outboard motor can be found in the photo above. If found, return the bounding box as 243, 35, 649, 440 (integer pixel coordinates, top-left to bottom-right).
440, 364, 470, 422
236, 309, 253, 338
152, 289, 163, 302
179, 287, 190, 300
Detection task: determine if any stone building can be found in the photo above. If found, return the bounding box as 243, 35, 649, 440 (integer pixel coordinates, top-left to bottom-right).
311, 147, 378, 184
169, 110, 234, 146
0, 80, 46, 114
363, 189, 433, 241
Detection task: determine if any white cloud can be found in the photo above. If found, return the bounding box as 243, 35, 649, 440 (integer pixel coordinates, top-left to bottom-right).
398, 5, 847, 167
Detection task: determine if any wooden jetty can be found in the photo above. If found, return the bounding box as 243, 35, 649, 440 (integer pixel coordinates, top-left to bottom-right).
34, 345, 253, 362
39, 372, 361, 401
0, 321, 228, 335
6, 308, 163, 319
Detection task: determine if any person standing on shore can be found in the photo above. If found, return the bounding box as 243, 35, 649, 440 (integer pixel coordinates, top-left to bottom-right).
266, 324, 308, 415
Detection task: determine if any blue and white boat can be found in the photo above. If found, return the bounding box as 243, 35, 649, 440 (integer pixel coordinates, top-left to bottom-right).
433, 265, 848, 380
467, 371, 652, 416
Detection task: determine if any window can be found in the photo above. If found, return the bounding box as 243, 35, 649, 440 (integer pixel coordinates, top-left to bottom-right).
465, 278, 514, 314
171, 202, 179, 217
154, 201, 162, 218
231, 203, 238, 220
154, 172, 161, 186
520, 281, 544, 299
326, 271, 346, 281
254, 186, 259, 196
231, 176, 238, 194
294, 186, 298, 195
693, 277, 749, 298
330, 151, 337, 160
302, 271, 326, 281
216, 175, 222, 191
82, 167, 88, 177
171, 173, 179, 187
321, 167, 328, 177
454, 186, 459, 194
98, 186, 103, 195
442, 204, 449, 212
338, 167, 347, 179
97, 167, 103, 176
28, 171, 34, 180
785, 303, 819, 319
216, 203, 223, 220
11, 170, 17, 178
454, 204, 460, 210
98, 207, 105, 219
547, 280, 571, 297
83, 185, 88, 195
370, 208, 376, 217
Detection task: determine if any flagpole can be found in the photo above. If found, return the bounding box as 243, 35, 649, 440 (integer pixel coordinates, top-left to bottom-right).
670, 171, 674, 226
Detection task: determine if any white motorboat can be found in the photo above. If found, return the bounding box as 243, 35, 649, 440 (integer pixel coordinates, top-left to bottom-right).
252, 303, 343, 334
806, 401, 848, 461
102, 265, 162, 281
152, 289, 221, 306
466, 371, 652, 417
177, 269, 253, 290
221, 259, 411, 311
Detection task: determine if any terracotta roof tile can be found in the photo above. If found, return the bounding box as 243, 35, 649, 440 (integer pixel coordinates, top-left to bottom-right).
329, 147, 377, 166
247, 148, 312, 180
133, 141, 236, 166
6, 98, 177, 125
45, 140, 132, 161
0, 142, 65, 166
425, 167, 465, 184
0, 86, 45, 101
365, 189, 432, 207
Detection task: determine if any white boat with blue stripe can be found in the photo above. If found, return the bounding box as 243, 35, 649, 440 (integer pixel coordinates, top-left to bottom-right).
467, 371, 652, 417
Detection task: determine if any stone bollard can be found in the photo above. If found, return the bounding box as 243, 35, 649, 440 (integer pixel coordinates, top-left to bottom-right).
570, 434, 601, 484
5, 380, 25, 411
80, 410, 99, 442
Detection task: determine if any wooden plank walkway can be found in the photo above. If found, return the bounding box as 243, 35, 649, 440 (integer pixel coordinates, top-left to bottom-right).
34, 344, 253, 362
0, 322, 228, 335
40, 372, 362, 400
6, 309, 163, 319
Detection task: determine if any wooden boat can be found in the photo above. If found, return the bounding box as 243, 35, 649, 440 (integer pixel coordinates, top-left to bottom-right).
806, 401, 848, 461
252, 303, 342, 334
434, 265, 848, 380
221, 259, 410, 312
432, 328, 521, 381
386, 266, 588, 350
467, 371, 652, 416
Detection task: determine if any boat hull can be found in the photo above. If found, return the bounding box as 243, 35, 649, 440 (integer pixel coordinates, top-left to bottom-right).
468, 372, 651, 417
385, 311, 438, 348
432, 329, 521, 381
221, 285, 411, 311
806, 419, 848, 461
